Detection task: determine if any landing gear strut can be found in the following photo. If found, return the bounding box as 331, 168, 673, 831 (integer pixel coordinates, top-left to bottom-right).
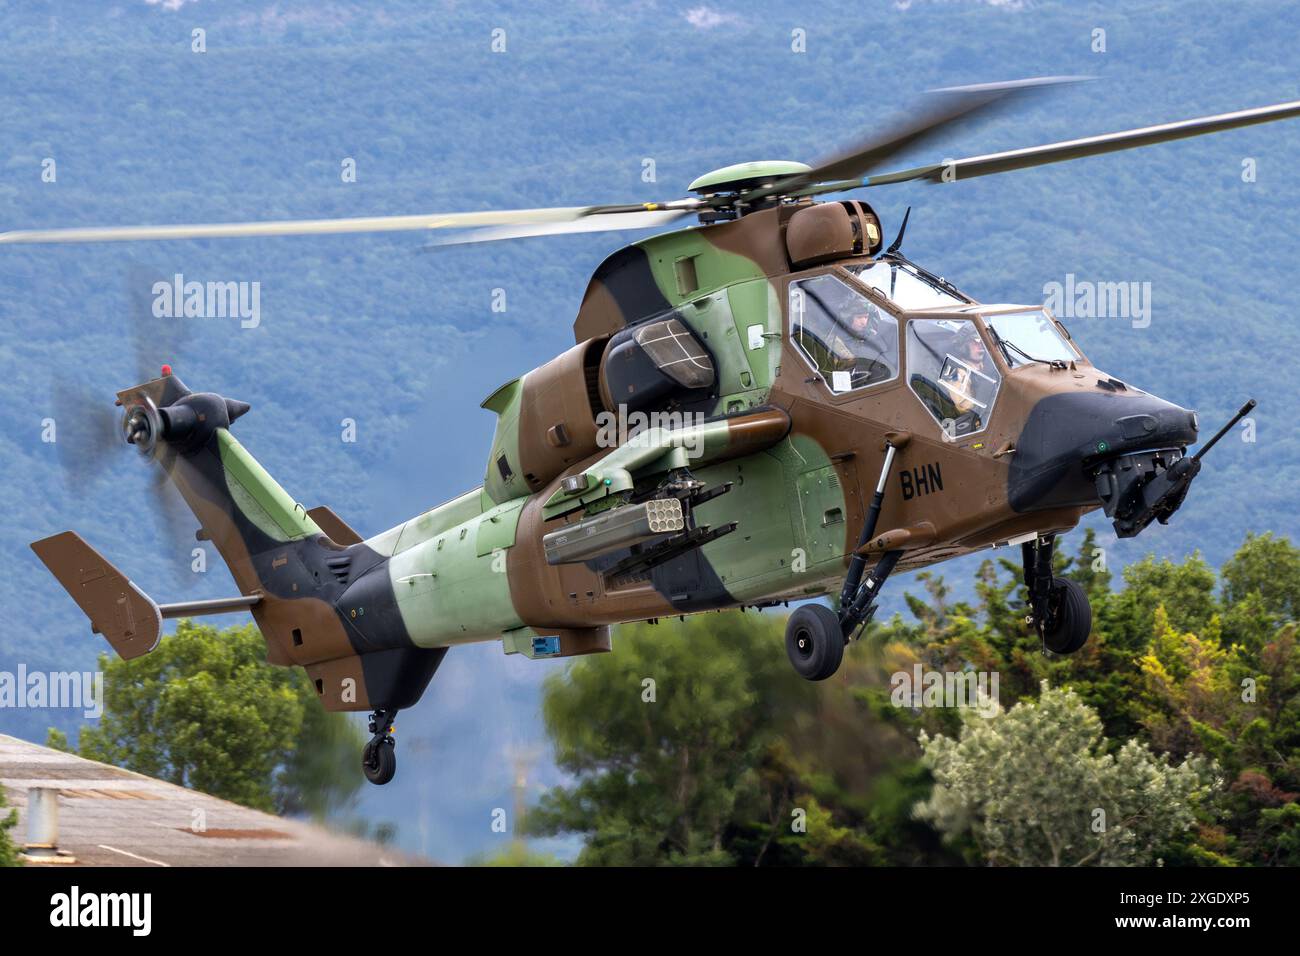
1022, 534, 1091, 654
362, 708, 398, 785
785, 441, 904, 681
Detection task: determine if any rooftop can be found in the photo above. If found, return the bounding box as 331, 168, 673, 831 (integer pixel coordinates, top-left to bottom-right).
0, 734, 426, 867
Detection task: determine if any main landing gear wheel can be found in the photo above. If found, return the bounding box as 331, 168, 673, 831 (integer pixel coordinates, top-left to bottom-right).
1042, 577, 1092, 654
791, 441, 905, 683
362, 708, 398, 785
785, 604, 846, 681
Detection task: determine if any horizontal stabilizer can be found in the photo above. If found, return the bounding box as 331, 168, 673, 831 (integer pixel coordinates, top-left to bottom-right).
31, 532, 265, 660
31, 531, 162, 660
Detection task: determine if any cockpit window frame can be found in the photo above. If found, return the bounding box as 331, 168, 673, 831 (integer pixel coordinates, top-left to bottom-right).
843, 254, 974, 312
786, 268, 905, 401
903, 315, 1004, 440
960, 306, 1092, 376
980, 308, 1084, 372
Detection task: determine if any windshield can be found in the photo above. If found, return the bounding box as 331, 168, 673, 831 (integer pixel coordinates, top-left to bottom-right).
982, 309, 1078, 368
846, 258, 969, 310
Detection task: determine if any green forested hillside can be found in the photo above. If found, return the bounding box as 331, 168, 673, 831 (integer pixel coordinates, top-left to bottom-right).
1, 0, 1298, 862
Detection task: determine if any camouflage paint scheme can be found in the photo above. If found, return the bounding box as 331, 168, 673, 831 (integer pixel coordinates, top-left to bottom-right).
36, 191, 1197, 715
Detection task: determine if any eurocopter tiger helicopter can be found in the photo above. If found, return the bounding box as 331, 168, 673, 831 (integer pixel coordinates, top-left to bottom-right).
12, 78, 1286, 784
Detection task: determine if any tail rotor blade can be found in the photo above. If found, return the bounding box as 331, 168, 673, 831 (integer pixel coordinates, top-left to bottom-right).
48, 383, 120, 486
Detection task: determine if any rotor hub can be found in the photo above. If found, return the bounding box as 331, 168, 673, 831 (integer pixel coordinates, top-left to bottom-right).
121, 397, 162, 457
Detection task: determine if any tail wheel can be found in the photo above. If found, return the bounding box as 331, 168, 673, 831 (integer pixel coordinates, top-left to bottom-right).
785, 604, 846, 681
1042, 577, 1091, 654
362, 736, 397, 785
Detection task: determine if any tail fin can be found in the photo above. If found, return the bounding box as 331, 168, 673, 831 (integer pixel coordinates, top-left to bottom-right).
37, 369, 445, 713
116, 369, 324, 594
111, 369, 390, 699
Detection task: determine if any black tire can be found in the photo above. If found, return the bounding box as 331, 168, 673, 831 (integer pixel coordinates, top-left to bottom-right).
362, 737, 397, 785
1042, 577, 1091, 654
785, 604, 846, 681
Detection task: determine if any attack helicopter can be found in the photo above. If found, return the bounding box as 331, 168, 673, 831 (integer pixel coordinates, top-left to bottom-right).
13, 78, 1284, 784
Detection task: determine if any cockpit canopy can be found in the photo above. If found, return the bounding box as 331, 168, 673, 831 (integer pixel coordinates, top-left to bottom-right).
906, 318, 1000, 437
789, 262, 1084, 439
790, 274, 900, 394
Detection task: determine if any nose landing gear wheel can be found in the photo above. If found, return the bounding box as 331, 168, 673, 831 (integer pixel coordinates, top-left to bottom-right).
1042, 577, 1091, 654
785, 604, 846, 681
1022, 536, 1092, 655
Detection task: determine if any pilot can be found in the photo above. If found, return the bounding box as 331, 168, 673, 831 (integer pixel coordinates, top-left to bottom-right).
849, 308, 884, 344
960, 326, 992, 373
939, 325, 991, 418
828, 301, 892, 385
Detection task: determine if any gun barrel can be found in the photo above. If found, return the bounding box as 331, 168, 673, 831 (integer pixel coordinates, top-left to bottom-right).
1193, 399, 1256, 462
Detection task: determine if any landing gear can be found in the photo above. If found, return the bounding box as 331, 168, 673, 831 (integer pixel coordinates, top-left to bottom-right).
785, 441, 905, 682
1022, 535, 1092, 654
362, 708, 398, 785
1042, 577, 1091, 653
785, 604, 845, 681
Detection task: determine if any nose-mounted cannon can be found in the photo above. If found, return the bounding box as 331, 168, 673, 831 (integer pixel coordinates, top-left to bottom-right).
1092, 399, 1256, 538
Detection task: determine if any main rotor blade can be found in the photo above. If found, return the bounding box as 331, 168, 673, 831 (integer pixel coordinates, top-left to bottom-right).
0, 203, 693, 246
425, 208, 693, 246
745, 75, 1089, 202
858, 98, 1300, 187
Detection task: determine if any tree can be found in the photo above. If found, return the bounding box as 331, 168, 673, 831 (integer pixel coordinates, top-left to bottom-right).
1220, 533, 1300, 651
528, 609, 962, 866
1106, 553, 1218, 653
0, 784, 20, 867
528, 611, 811, 865
1135, 606, 1247, 760
915, 683, 1220, 866
1222, 532, 1300, 623
277, 692, 371, 818
467, 844, 565, 866
70, 620, 364, 816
